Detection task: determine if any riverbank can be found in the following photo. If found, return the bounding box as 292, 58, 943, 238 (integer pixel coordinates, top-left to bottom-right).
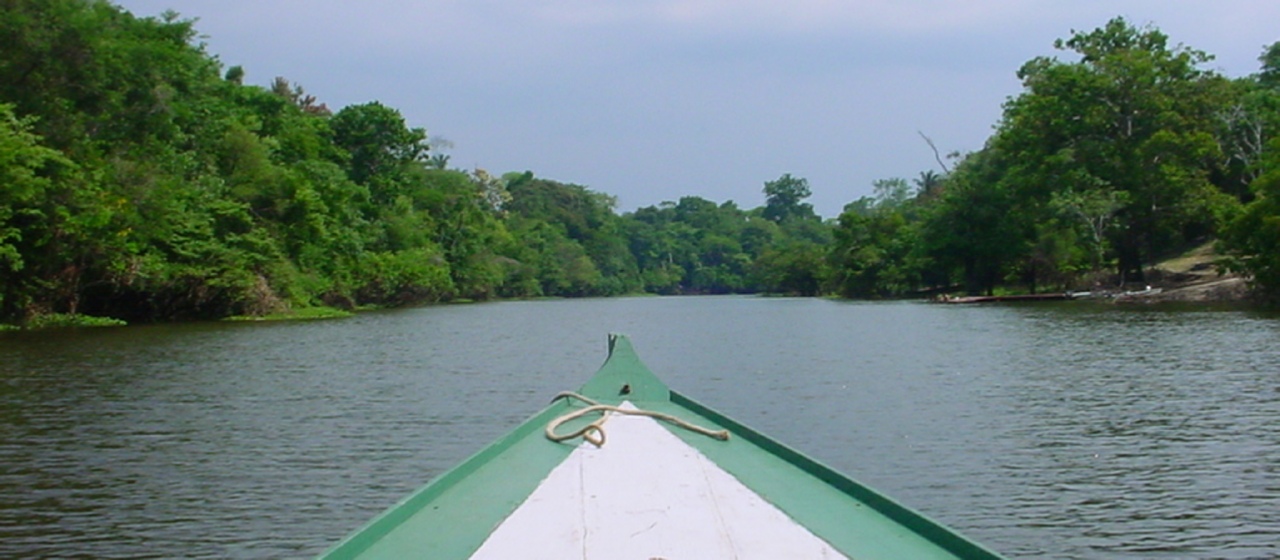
2, 305, 356, 332
930, 242, 1255, 305
3, 242, 1257, 330
1115, 243, 1251, 304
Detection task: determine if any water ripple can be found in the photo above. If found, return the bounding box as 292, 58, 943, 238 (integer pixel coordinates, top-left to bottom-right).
1, 299, 1278, 559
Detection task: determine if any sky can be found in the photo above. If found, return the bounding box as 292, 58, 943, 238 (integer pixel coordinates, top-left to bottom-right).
113, 1, 1280, 218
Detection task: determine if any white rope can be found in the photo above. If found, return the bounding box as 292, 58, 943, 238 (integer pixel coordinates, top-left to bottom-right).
545, 391, 730, 447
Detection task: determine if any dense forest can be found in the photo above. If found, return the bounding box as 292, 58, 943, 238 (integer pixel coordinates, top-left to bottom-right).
4, 2, 1280, 326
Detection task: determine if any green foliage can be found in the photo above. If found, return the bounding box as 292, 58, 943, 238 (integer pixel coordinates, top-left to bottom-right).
819, 17, 1267, 299
924, 152, 1026, 294
1260, 42, 1280, 90
354, 246, 454, 304
0, 104, 62, 277
1221, 136, 1280, 303
2, 0, 835, 314
1215, 68, 1274, 293
618, 193, 821, 295
21, 313, 127, 329
762, 173, 816, 223
999, 17, 1235, 281
6, 5, 1279, 318
0, 101, 99, 319
754, 239, 827, 296
330, 101, 430, 206
499, 173, 639, 297
1048, 187, 1128, 272
828, 202, 920, 298
223, 306, 353, 321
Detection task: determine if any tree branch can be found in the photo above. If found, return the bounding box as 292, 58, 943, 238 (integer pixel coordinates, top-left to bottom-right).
917, 131, 951, 174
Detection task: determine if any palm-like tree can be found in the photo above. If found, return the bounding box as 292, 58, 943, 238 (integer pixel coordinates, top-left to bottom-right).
914, 170, 944, 198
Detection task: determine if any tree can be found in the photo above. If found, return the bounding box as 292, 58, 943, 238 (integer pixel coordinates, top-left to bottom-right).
996, 17, 1236, 281
1259, 41, 1280, 90
828, 208, 919, 298
871, 178, 913, 209
1215, 42, 1280, 199
1221, 150, 1280, 303
0, 105, 75, 317
499, 173, 643, 296
919, 150, 1027, 295
914, 170, 944, 198
1219, 42, 1280, 303
270, 76, 330, 115
762, 173, 815, 223
754, 239, 826, 296
1049, 187, 1129, 272
329, 102, 428, 193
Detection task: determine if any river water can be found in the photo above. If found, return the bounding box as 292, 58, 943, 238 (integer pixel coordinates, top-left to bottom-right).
1, 296, 1277, 559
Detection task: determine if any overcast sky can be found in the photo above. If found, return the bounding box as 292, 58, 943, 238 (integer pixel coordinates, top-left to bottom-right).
113, 1, 1280, 218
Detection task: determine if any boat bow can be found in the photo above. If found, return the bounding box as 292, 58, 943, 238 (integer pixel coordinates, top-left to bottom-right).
318, 334, 1006, 559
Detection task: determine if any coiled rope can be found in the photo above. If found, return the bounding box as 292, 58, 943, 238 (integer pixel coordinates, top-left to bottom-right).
545, 391, 730, 447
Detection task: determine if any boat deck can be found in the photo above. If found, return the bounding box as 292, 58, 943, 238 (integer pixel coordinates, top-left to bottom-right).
319, 336, 1006, 559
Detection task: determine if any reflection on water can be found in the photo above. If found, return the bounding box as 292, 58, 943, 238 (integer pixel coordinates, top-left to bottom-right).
1, 298, 1277, 558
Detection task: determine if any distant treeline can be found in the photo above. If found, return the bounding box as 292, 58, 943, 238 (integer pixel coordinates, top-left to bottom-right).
3, 2, 1280, 325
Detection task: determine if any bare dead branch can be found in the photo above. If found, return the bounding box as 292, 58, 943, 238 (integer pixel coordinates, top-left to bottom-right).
918, 131, 951, 174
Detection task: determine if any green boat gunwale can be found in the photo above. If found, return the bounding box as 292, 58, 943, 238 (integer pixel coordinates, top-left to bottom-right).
670, 390, 1005, 559
317, 334, 1007, 560
317, 404, 571, 558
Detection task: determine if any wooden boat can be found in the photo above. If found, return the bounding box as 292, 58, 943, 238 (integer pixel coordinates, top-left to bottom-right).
937, 292, 1074, 304
318, 335, 1007, 559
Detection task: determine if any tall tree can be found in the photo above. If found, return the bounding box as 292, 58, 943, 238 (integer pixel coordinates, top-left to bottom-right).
914, 170, 944, 198
762, 173, 815, 223
1258, 41, 1280, 90
1220, 42, 1280, 303
329, 102, 428, 199
997, 17, 1236, 281
919, 150, 1027, 295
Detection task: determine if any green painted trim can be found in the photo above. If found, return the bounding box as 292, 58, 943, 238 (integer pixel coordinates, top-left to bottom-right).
670, 391, 1007, 560
576, 334, 669, 403
317, 403, 575, 559
317, 334, 1008, 559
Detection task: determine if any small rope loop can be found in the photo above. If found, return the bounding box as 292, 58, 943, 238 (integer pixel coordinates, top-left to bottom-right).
580, 424, 605, 447
545, 392, 729, 447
